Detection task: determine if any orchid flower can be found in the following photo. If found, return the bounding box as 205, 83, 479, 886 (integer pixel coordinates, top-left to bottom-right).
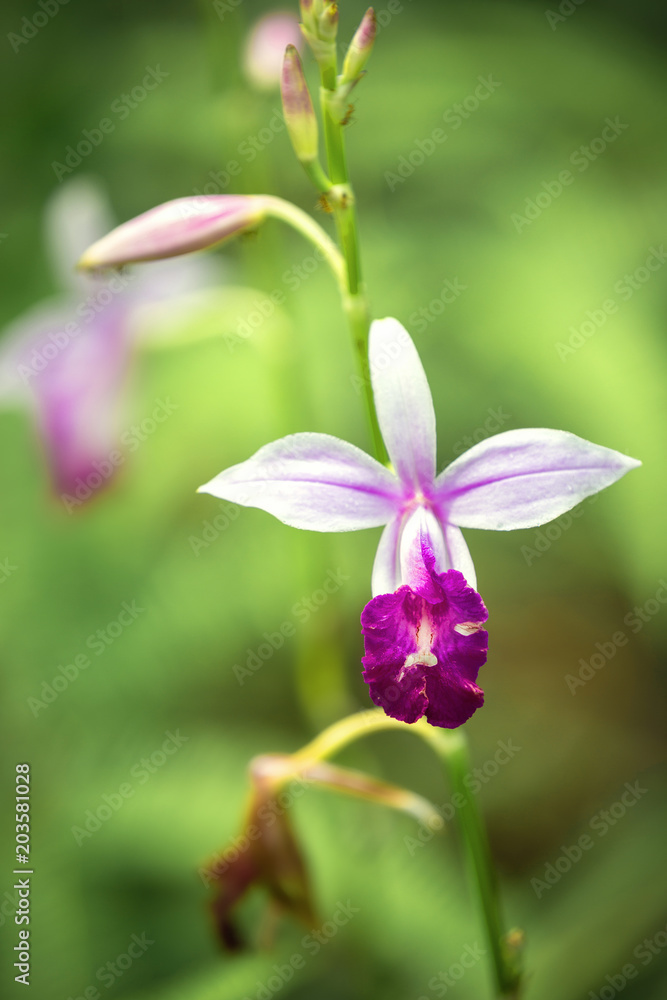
0, 178, 214, 503
199, 318, 640, 729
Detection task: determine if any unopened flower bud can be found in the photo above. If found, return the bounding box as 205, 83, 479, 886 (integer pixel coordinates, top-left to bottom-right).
281, 45, 319, 165
299, 0, 316, 30
298, 0, 337, 74
342, 8, 376, 83
318, 2, 339, 42
78, 195, 267, 269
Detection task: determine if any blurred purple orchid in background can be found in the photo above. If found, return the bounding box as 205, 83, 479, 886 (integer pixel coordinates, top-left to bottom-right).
243, 11, 303, 91
198, 317, 640, 729
0, 178, 214, 506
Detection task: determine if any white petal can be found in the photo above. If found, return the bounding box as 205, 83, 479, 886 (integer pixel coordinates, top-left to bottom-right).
199, 432, 402, 531
369, 318, 436, 491
371, 515, 404, 596
435, 428, 641, 530
442, 524, 477, 589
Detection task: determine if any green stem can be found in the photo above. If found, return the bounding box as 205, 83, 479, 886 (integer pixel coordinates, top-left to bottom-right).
293, 707, 420, 764
300, 156, 333, 196
342, 293, 387, 464
318, 77, 388, 465
424, 729, 523, 998
261, 195, 345, 287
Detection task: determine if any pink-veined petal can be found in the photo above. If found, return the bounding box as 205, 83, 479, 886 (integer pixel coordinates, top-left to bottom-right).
369, 318, 436, 491
435, 428, 641, 530
198, 433, 402, 531
79, 195, 268, 269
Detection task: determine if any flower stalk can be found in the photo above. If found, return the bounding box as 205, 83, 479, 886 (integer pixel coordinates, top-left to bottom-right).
281, 45, 332, 194
261, 195, 344, 286
321, 82, 388, 464
293, 6, 388, 464
422, 727, 524, 997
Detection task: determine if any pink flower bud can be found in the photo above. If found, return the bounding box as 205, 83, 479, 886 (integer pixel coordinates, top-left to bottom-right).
318, 1, 338, 41
299, 0, 316, 32
78, 195, 267, 269
342, 8, 376, 83
281, 45, 319, 163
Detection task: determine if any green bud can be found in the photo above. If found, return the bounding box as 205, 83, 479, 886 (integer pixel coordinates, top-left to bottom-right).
299, 0, 317, 34
281, 45, 319, 163
318, 2, 339, 42
342, 8, 376, 84
298, 0, 337, 76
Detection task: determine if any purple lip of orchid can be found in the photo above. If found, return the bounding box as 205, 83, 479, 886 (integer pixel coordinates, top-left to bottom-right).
197, 316, 641, 729
362, 518, 488, 728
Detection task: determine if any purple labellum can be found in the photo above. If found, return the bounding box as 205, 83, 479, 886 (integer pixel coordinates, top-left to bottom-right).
361, 568, 487, 729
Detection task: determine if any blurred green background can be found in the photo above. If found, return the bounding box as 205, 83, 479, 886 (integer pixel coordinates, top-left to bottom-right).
1, 1, 666, 998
